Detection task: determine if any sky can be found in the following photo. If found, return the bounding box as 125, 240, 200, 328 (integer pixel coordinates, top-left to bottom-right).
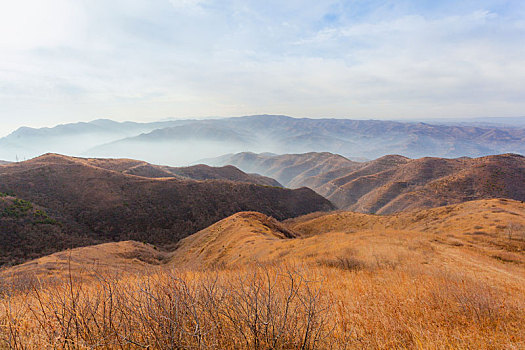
0, 0, 524, 134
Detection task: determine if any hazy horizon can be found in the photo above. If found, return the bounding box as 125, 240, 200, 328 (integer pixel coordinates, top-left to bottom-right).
1, 114, 524, 165
2, 114, 525, 138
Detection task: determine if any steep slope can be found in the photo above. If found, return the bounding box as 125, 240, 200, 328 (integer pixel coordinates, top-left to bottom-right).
0, 154, 333, 266
64, 156, 282, 186
0, 193, 99, 265
325, 153, 525, 213
203, 152, 362, 188
309, 154, 410, 197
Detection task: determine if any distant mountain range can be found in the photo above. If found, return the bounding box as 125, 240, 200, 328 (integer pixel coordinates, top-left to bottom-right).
1, 115, 524, 164
205, 152, 525, 214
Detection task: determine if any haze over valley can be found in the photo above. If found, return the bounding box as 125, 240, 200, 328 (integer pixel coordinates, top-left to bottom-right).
2, 115, 525, 165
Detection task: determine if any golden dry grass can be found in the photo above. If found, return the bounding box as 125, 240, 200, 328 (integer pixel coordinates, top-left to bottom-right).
0, 241, 169, 282
1, 199, 524, 349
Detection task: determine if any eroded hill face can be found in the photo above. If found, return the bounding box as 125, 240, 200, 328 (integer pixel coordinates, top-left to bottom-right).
203, 151, 362, 187
324, 153, 525, 213
0, 154, 332, 266
208, 152, 525, 214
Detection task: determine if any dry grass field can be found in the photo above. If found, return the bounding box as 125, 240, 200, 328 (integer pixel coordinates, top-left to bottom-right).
1, 199, 524, 349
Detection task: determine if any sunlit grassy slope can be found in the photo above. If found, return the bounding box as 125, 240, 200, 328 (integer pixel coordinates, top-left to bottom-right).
1, 198, 524, 348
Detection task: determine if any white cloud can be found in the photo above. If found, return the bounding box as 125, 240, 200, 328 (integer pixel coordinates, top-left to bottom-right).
168, 0, 208, 13
0, 0, 524, 134
0, 0, 85, 49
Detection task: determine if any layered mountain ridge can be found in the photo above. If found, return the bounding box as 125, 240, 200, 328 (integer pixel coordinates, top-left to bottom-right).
206, 152, 525, 214
2, 115, 525, 163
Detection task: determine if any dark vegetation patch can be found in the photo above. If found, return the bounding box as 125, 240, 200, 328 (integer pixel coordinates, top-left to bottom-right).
0, 158, 334, 266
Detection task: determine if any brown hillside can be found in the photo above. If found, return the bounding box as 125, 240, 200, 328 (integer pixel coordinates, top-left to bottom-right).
204, 152, 361, 187
0, 193, 99, 265
170, 212, 297, 267
36, 154, 283, 186
325, 153, 525, 213
207, 152, 525, 214
0, 154, 333, 266
162, 164, 282, 187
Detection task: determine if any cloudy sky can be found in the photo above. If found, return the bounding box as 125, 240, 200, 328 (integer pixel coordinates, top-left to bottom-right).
0, 0, 524, 133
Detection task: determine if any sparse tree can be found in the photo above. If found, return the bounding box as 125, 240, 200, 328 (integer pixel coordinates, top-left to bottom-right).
505, 221, 524, 240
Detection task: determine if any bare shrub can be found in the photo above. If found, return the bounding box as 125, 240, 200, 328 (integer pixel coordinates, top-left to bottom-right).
1, 264, 524, 349
318, 256, 367, 271
506, 222, 525, 241
1, 266, 333, 349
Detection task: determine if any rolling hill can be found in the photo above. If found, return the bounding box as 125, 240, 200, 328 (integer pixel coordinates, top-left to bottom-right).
321, 153, 525, 213
69, 156, 282, 186
170, 198, 525, 269
0, 154, 332, 266
4, 198, 524, 286
9, 197, 521, 274
4, 198, 524, 281
207, 152, 525, 214
160, 164, 282, 187
1, 240, 168, 280
202, 152, 360, 187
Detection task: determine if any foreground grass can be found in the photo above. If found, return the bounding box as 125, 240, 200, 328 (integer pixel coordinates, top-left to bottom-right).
1, 261, 523, 349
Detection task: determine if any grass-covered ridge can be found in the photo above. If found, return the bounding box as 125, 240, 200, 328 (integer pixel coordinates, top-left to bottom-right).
1, 199, 524, 348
